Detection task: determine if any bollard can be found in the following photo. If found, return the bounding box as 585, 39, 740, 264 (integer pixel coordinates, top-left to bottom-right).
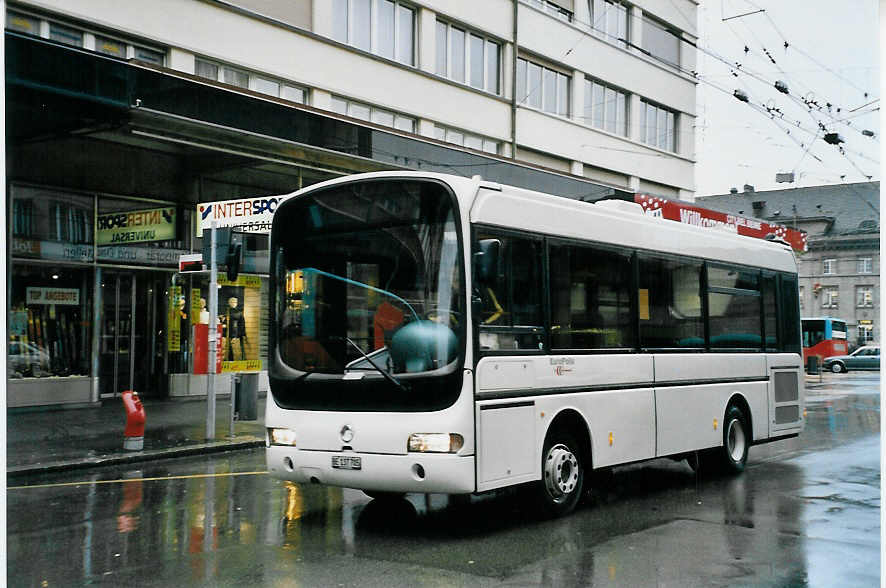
122, 390, 146, 451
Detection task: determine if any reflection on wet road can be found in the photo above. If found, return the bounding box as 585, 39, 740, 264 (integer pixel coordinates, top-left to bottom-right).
8, 374, 880, 586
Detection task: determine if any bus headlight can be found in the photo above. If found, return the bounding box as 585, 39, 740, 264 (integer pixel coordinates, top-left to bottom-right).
268, 428, 297, 446
408, 433, 464, 453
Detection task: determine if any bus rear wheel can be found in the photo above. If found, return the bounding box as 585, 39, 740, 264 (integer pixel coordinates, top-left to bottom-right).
721, 405, 749, 474
533, 431, 584, 518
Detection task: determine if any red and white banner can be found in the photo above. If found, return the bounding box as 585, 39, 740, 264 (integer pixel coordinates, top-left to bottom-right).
634, 194, 807, 252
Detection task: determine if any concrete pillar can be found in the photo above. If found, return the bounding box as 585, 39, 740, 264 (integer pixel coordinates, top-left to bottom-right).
679, 112, 694, 157
629, 94, 643, 142
628, 176, 640, 192
417, 118, 436, 138
571, 69, 584, 123
313, 0, 334, 38
312, 88, 333, 111
629, 6, 643, 49
168, 48, 196, 74
502, 42, 515, 101
574, 0, 591, 31
570, 160, 584, 176
418, 7, 436, 74
678, 188, 695, 202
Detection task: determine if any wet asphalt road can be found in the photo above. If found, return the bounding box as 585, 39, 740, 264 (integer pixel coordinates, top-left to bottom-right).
8, 372, 880, 587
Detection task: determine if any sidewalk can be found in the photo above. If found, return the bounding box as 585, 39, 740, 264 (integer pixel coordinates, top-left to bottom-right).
7, 394, 266, 477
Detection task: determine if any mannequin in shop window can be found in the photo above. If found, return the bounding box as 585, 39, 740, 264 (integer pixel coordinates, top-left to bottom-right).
224, 296, 248, 361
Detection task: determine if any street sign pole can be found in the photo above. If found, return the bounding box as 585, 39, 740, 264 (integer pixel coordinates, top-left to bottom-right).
206, 222, 218, 440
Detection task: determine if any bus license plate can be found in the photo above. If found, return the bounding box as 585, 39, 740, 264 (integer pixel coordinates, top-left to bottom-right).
331, 455, 362, 470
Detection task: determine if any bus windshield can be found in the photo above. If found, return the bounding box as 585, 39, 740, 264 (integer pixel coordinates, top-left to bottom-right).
270, 178, 465, 411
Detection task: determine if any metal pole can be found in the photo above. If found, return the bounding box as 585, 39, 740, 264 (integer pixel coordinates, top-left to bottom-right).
229, 373, 236, 439
206, 222, 218, 440
510, 0, 518, 159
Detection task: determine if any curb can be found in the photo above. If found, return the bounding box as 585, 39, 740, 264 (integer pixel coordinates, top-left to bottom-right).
8, 437, 265, 477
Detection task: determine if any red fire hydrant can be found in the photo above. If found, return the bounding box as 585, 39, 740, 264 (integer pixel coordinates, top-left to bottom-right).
122, 390, 146, 451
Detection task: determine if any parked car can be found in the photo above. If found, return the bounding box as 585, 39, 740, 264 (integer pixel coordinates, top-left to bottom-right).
823, 345, 881, 373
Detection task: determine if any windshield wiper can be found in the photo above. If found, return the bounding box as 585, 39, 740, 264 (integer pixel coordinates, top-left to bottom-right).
336, 336, 408, 393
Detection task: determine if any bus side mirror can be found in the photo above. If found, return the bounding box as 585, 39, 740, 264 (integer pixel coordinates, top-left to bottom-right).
473, 239, 500, 284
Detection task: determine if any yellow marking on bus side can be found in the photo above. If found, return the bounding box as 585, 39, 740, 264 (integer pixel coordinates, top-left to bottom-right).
8, 470, 269, 490
713, 418, 718, 430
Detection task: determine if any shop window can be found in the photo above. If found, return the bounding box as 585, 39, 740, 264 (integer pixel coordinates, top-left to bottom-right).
9, 265, 93, 379
638, 255, 703, 349
10, 186, 94, 263
549, 243, 634, 350
474, 230, 545, 351
858, 325, 874, 344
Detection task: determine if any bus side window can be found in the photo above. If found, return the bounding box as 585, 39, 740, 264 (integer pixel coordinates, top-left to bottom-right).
779, 273, 801, 353
638, 256, 704, 349
474, 231, 544, 351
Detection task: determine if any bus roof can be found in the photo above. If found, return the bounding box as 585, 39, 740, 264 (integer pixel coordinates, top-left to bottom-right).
277, 171, 798, 274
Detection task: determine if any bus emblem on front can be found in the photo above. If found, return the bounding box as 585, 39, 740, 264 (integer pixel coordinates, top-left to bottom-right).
340, 425, 355, 443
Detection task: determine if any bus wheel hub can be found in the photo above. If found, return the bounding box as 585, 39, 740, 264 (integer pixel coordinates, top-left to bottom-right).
545, 444, 579, 500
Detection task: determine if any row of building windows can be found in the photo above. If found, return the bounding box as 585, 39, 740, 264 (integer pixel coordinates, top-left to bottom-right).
822, 257, 874, 275
476, 228, 800, 353
7, 9, 165, 64
799, 285, 876, 309
332, 0, 415, 66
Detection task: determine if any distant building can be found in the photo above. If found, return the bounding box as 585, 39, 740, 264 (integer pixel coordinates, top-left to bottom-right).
699, 183, 880, 348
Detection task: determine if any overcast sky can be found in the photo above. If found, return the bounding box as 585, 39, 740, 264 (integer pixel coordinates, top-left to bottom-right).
693, 0, 879, 196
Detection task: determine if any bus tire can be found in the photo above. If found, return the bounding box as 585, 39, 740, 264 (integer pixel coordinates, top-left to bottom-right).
831, 362, 845, 373
534, 430, 585, 518
720, 405, 749, 474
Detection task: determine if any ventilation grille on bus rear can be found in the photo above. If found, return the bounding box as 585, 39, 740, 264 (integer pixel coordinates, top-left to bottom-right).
773, 372, 798, 403
776, 405, 799, 424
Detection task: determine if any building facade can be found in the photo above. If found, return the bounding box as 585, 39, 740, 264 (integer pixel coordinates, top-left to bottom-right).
6, 0, 698, 407
699, 183, 880, 349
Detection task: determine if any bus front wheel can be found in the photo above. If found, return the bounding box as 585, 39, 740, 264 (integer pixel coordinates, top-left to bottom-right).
533, 431, 585, 518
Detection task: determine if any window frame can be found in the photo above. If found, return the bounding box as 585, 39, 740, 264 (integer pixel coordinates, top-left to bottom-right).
588, 0, 628, 48
471, 226, 802, 356
856, 285, 874, 308
822, 258, 836, 275
821, 286, 839, 309
334, 0, 416, 66
640, 99, 677, 152
330, 95, 415, 133
857, 257, 873, 274
641, 12, 681, 67
194, 57, 309, 104
516, 57, 571, 117
584, 77, 629, 136
436, 18, 501, 95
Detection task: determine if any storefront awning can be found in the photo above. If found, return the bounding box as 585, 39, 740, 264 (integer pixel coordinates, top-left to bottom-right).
6, 31, 625, 202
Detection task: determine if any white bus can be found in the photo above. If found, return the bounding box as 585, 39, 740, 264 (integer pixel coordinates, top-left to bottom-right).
266, 172, 804, 517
